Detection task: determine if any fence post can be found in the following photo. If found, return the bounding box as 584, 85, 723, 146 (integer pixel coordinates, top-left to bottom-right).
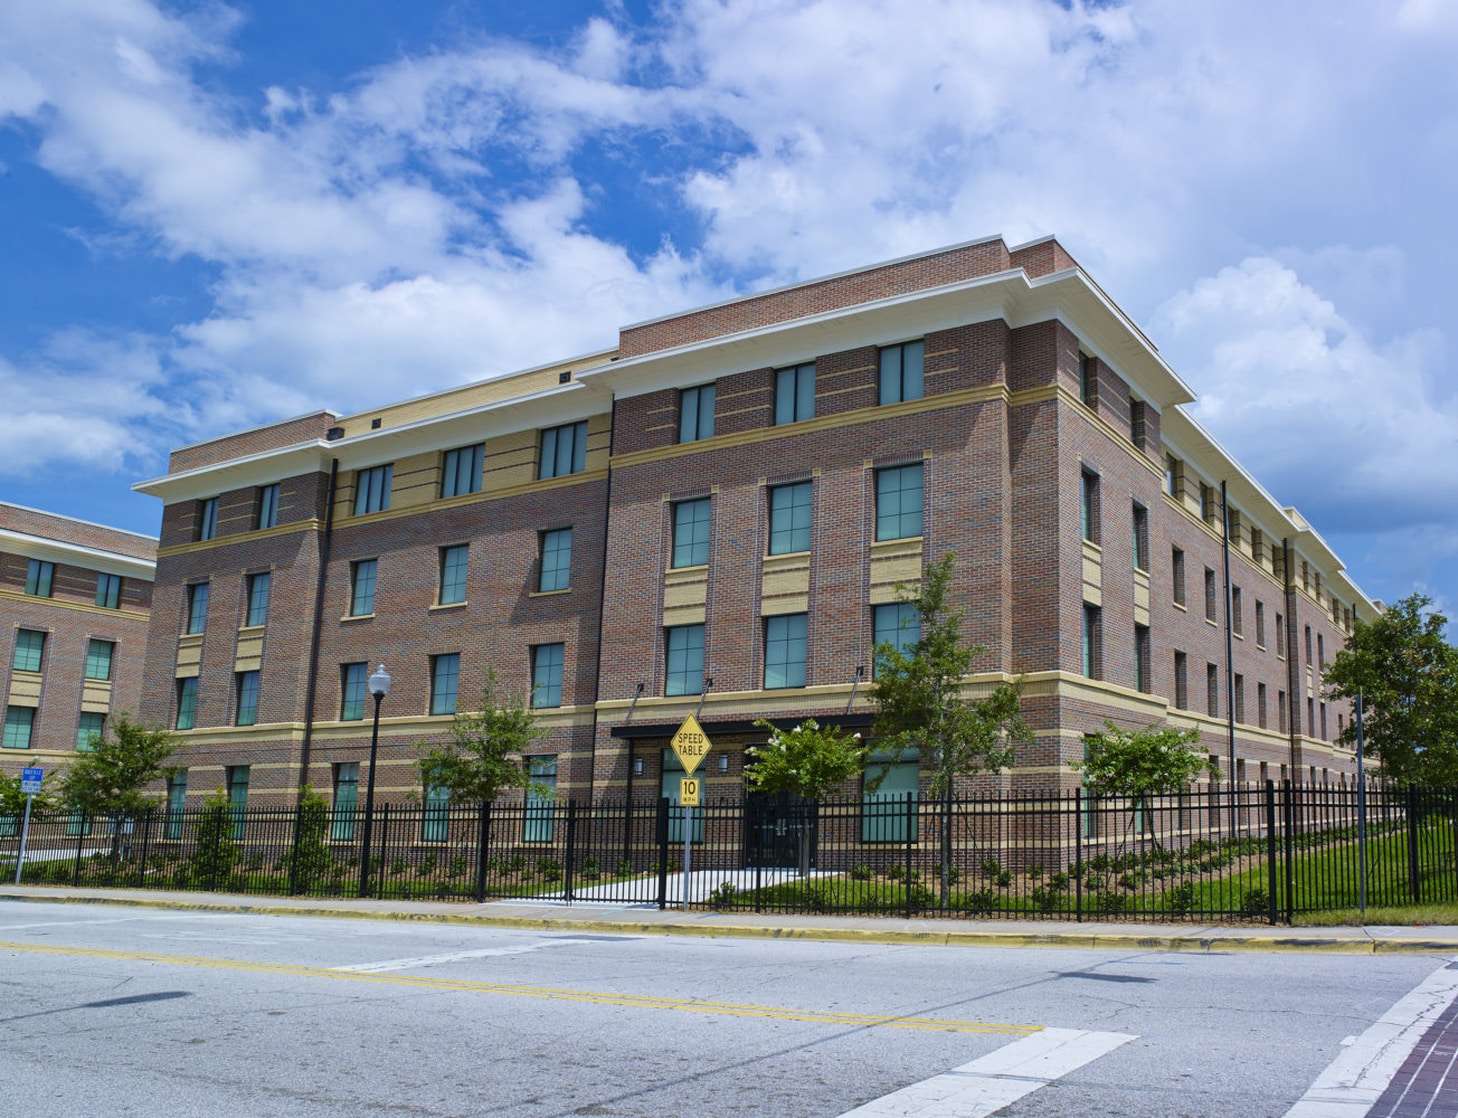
1407, 785, 1422, 903
1282, 780, 1295, 922
1075, 788, 1083, 923
136, 809, 153, 886
564, 800, 578, 904
71, 813, 88, 886
1264, 781, 1278, 926
475, 801, 491, 903
752, 798, 763, 914
376, 804, 390, 900
655, 797, 670, 910
287, 801, 303, 896
905, 792, 915, 919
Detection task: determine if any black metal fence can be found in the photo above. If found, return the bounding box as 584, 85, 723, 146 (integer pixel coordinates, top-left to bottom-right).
3, 782, 1454, 923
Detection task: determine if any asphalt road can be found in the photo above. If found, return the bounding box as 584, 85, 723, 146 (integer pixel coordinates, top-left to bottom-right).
0, 900, 1447, 1117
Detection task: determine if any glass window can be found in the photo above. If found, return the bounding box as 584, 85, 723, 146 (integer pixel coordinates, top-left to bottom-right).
1232, 586, 1243, 635
764, 613, 808, 690
245, 572, 271, 627
1172, 547, 1186, 606
862, 751, 919, 843
12, 629, 44, 673
539, 528, 572, 592
186, 582, 210, 635
332, 762, 359, 841
879, 341, 924, 405
96, 573, 122, 609
341, 662, 367, 721
665, 624, 704, 696
1204, 568, 1217, 622
236, 670, 260, 726
1132, 504, 1149, 571
774, 364, 815, 425
1256, 601, 1266, 647
25, 559, 53, 598
430, 653, 460, 716
1207, 662, 1219, 718
2, 706, 35, 750
439, 545, 468, 605
539, 421, 588, 479
421, 784, 450, 843
678, 384, 716, 443
226, 765, 249, 839
441, 443, 484, 498
873, 603, 919, 677
84, 639, 114, 681
198, 497, 218, 541
1173, 652, 1187, 710
176, 677, 198, 730
74, 712, 104, 752
672, 498, 711, 568
768, 482, 812, 555
1081, 470, 1099, 543
1234, 674, 1246, 724
1079, 353, 1095, 406
165, 772, 187, 838
524, 756, 557, 843
1135, 624, 1150, 692
1082, 605, 1101, 678
875, 464, 923, 541
661, 750, 705, 843
354, 464, 393, 515
532, 643, 564, 708
257, 484, 280, 530
349, 560, 377, 616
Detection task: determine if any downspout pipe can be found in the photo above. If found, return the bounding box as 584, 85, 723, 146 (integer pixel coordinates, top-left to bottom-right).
1282, 537, 1300, 778
1221, 481, 1236, 831
297, 458, 339, 800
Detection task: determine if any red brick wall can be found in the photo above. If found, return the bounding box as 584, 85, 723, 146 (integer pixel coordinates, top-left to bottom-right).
168, 411, 336, 474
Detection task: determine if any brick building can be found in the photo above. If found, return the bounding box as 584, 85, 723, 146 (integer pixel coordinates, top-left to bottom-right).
132, 235, 1373, 816
1, 503, 156, 774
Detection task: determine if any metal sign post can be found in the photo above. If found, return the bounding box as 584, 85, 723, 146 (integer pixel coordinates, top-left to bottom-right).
14, 767, 42, 885
1356, 690, 1366, 916
680, 776, 700, 911
669, 716, 711, 912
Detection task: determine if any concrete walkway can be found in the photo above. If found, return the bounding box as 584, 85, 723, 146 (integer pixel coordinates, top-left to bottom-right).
3, 883, 1457, 954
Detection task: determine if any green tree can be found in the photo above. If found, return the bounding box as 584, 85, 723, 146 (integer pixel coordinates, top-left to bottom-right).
290, 785, 333, 892
870, 553, 1031, 904
1323, 594, 1458, 785
747, 719, 867, 876
0, 770, 55, 816
190, 787, 239, 887
56, 714, 179, 817
416, 670, 541, 805
1075, 721, 1215, 799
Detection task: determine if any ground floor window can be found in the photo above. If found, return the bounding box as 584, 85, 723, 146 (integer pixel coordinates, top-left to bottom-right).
524, 756, 557, 843
331, 762, 358, 841
861, 751, 919, 843
661, 749, 705, 844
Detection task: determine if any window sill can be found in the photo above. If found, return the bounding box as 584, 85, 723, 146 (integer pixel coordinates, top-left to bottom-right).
667, 563, 709, 574
340, 613, 374, 623
530, 589, 571, 598
237, 624, 264, 635
429, 601, 467, 612
1172, 602, 1187, 612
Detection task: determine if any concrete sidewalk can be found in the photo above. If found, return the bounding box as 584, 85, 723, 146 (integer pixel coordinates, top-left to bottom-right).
3, 883, 1457, 954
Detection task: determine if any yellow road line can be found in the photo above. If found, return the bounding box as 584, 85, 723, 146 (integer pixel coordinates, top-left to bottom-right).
0, 940, 1037, 1036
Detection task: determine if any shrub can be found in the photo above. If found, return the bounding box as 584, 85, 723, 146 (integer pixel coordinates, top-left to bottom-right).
981, 857, 1002, 877
1240, 889, 1271, 917
447, 854, 467, 878
965, 889, 999, 912
537, 857, 562, 883
886, 864, 904, 881
1167, 882, 1196, 916
708, 881, 737, 910
1095, 890, 1128, 914
616, 858, 633, 878
850, 862, 873, 881
995, 870, 1012, 888
581, 855, 600, 880
417, 853, 438, 878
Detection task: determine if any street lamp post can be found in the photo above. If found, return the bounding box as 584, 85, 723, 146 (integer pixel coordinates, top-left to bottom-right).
357, 664, 392, 898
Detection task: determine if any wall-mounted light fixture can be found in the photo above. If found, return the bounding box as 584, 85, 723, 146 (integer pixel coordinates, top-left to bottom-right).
718, 753, 729, 773
633, 756, 644, 776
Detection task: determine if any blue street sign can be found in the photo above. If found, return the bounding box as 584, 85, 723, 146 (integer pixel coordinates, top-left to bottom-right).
20, 767, 43, 795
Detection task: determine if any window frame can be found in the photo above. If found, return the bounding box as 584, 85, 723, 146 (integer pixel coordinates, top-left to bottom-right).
438, 544, 469, 606
430, 653, 461, 716
1132, 503, 1149, 572
332, 762, 359, 841
764, 613, 808, 690
354, 464, 394, 515
538, 527, 573, 593
2, 706, 35, 750
197, 497, 219, 541
1082, 604, 1102, 679
96, 572, 122, 609
1080, 469, 1100, 544
872, 602, 919, 678
671, 498, 711, 569
12, 629, 44, 674
539, 421, 588, 479
531, 643, 565, 709
678, 384, 716, 443
176, 677, 198, 731
1172, 547, 1186, 606
257, 483, 280, 530
768, 481, 813, 556
235, 670, 260, 727
245, 571, 271, 627
774, 364, 815, 426
186, 582, 210, 635
25, 559, 54, 598
875, 463, 924, 542
84, 639, 114, 682
349, 559, 377, 617
878, 341, 925, 405
440, 443, 484, 499
664, 624, 705, 697
341, 662, 368, 721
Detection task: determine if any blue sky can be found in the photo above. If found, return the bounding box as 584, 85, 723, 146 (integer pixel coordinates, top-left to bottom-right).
2, 0, 1456, 622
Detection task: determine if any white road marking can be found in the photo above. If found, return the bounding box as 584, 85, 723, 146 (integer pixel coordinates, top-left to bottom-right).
835, 1027, 1136, 1117
1284, 958, 1458, 1118
332, 938, 605, 973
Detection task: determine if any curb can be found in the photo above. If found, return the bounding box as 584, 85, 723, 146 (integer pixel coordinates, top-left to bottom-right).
3, 888, 1456, 955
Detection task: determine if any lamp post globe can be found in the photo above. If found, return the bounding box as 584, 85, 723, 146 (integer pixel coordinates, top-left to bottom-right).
358, 663, 391, 897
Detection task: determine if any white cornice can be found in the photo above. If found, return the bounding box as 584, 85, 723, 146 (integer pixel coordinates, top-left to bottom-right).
0, 528, 156, 580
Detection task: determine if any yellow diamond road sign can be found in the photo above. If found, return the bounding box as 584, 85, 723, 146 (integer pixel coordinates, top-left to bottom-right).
670, 714, 711, 775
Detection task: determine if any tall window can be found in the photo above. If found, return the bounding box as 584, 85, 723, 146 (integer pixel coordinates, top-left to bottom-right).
1078, 353, 1095, 405
84, 639, 114, 681
25, 559, 53, 598
531, 643, 565, 708
1304, 625, 1313, 666
1080, 469, 1100, 544
1164, 454, 1183, 497
430, 653, 460, 716
764, 613, 808, 690
873, 603, 919, 676
331, 762, 359, 841
441, 443, 484, 498
78, 708, 106, 752
341, 662, 368, 721
1278, 690, 1288, 733
354, 464, 393, 515
1134, 624, 1151, 692
349, 559, 377, 616
421, 784, 450, 843
678, 384, 716, 443
539, 421, 588, 478
672, 498, 711, 568
1082, 604, 1101, 678
1234, 674, 1246, 723
176, 677, 198, 730
1132, 503, 1149, 571
768, 481, 813, 555
226, 766, 250, 839
2, 706, 35, 750
775, 364, 815, 425
1206, 663, 1219, 718
1317, 633, 1325, 668
197, 497, 218, 541
12, 629, 44, 673
539, 528, 572, 592
438, 545, 468, 605
245, 572, 271, 627
1255, 600, 1266, 647
875, 464, 923, 541
862, 750, 919, 843
1171, 547, 1186, 606
879, 341, 924, 405
1173, 651, 1188, 709
235, 670, 260, 726
1276, 613, 1286, 658
1231, 586, 1243, 635
96, 573, 122, 609
665, 624, 704, 696
165, 772, 187, 838
256, 484, 280, 530
524, 756, 558, 843
186, 582, 210, 635
1199, 482, 1215, 524
1258, 683, 1268, 729
1204, 568, 1217, 622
